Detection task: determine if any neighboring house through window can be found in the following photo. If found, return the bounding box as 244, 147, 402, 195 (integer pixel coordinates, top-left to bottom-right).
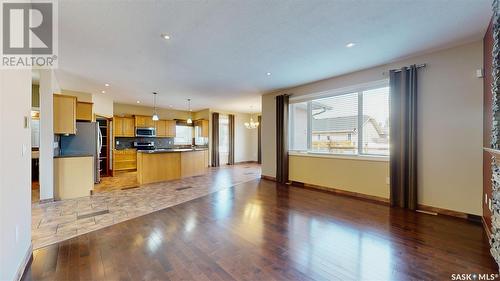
289, 82, 389, 156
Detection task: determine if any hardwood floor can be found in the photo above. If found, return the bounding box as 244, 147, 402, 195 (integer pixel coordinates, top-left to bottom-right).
23, 179, 496, 281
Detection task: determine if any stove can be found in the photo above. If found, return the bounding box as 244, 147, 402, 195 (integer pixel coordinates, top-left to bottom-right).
133, 141, 155, 151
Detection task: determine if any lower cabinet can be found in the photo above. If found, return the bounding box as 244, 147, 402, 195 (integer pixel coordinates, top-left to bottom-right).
113, 149, 137, 171
54, 156, 94, 200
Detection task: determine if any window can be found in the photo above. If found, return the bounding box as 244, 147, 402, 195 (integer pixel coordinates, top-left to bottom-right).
219, 115, 229, 165
289, 84, 389, 156
174, 125, 193, 145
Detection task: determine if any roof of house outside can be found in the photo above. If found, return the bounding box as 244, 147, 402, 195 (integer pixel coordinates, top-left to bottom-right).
312, 115, 385, 135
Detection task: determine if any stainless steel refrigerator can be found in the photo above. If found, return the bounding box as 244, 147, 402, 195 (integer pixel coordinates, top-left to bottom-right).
60, 122, 102, 183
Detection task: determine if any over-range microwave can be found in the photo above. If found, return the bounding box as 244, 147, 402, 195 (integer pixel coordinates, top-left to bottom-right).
136, 127, 156, 137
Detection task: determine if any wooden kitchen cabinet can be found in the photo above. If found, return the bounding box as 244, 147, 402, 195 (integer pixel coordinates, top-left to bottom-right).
113, 149, 137, 171
76, 101, 93, 121
155, 120, 167, 137
195, 119, 209, 138
53, 94, 77, 134
166, 120, 176, 137
155, 120, 176, 137
113, 116, 135, 137
135, 115, 155, 128
201, 119, 209, 137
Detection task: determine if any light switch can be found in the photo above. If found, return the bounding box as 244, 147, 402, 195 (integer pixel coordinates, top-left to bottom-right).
22, 144, 27, 156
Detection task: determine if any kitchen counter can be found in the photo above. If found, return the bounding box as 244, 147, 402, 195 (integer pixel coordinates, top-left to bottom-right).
137, 149, 209, 184
54, 154, 94, 159
137, 148, 208, 154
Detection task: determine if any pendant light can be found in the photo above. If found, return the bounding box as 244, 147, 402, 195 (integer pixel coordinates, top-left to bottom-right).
244, 106, 259, 129
152, 92, 159, 121
186, 98, 193, 124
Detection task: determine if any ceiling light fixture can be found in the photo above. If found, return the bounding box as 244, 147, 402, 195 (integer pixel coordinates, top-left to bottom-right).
161, 34, 171, 40
136, 101, 141, 104
266, 72, 272, 76
104, 83, 110, 87
244, 106, 259, 129
346, 42, 356, 48
186, 99, 192, 124
101, 90, 106, 94
152, 92, 159, 121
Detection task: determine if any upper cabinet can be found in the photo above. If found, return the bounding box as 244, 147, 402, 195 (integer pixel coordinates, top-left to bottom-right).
114, 116, 135, 137
54, 95, 77, 135
135, 115, 155, 128
155, 120, 176, 137
195, 119, 209, 138
76, 101, 93, 121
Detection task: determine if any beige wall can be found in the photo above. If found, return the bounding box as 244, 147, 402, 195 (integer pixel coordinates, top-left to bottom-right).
290, 155, 389, 199
0, 70, 32, 281
113, 103, 191, 120
61, 89, 92, 102
61, 90, 114, 118
92, 94, 114, 118
262, 41, 484, 215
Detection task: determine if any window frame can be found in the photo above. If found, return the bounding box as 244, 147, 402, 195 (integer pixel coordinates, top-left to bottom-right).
288, 79, 389, 159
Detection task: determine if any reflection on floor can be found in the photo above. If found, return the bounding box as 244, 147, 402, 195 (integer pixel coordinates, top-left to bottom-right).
23, 178, 496, 281
31, 181, 39, 203
31, 164, 261, 249
94, 171, 139, 193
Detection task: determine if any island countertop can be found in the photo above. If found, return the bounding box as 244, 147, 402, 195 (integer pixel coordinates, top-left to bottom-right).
137, 148, 208, 154
136, 149, 209, 184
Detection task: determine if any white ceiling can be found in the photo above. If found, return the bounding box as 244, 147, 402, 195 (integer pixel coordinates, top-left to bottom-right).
57, 0, 492, 113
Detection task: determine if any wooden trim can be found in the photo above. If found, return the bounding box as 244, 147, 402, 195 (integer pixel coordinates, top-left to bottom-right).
291, 181, 390, 206
417, 204, 481, 223
261, 175, 276, 181
76, 101, 93, 105
483, 216, 492, 240
16, 243, 32, 281
236, 161, 258, 164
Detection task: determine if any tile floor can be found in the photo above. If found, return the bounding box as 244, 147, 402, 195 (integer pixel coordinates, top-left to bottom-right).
31, 163, 261, 249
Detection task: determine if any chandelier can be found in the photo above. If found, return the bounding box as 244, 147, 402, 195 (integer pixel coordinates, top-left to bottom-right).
245, 108, 259, 129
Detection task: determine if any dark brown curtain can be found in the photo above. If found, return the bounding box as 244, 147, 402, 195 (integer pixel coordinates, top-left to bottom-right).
389, 65, 418, 210
276, 95, 289, 184
211, 112, 220, 167
257, 115, 262, 164
228, 114, 235, 165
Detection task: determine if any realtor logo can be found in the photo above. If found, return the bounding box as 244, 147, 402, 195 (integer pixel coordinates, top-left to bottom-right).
1, 0, 58, 68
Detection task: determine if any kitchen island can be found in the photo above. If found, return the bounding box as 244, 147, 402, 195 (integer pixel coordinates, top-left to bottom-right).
136, 149, 209, 185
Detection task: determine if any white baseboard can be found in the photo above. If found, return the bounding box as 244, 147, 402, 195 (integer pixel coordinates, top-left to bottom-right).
15, 243, 32, 281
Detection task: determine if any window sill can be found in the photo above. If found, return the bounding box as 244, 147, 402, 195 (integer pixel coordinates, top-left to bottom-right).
288, 151, 389, 162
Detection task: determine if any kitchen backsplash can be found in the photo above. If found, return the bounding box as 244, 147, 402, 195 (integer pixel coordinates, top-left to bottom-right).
115, 137, 175, 150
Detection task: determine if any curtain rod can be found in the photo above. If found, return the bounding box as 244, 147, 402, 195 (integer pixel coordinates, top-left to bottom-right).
390, 64, 426, 73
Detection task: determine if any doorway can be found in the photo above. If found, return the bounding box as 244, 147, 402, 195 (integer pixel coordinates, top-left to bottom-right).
219, 114, 229, 165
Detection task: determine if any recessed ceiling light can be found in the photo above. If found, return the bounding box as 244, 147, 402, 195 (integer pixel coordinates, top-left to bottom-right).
161, 34, 171, 40
266, 72, 271, 76
104, 83, 110, 87
346, 42, 356, 48
101, 90, 106, 94
136, 101, 140, 104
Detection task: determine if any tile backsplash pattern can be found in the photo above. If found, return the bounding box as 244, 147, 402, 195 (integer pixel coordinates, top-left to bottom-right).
115, 137, 175, 150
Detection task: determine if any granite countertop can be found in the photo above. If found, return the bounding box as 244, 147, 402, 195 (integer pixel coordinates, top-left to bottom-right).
137, 148, 208, 154
54, 154, 94, 159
